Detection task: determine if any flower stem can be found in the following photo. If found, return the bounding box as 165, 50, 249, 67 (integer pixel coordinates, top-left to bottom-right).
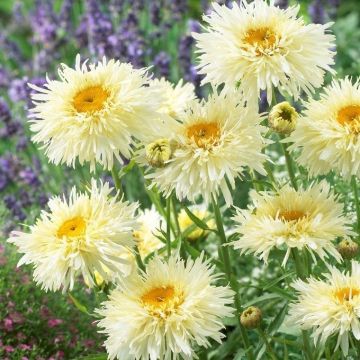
211, 194, 254, 360
166, 195, 172, 258
111, 167, 123, 197
134, 245, 145, 272
280, 140, 298, 191
351, 176, 360, 236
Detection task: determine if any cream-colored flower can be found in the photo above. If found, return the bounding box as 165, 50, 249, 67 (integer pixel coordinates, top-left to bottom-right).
178, 205, 215, 241
231, 182, 352, 266
8, 180, 138, 291
147, 92, 268, 205
194, 0, 335, 105
97, 254, 234, 360
134, 206, 165, 259
288, 78, 360, 179
269, 101, 298, 135
288, 261, 360, 356
149, 77, 196, 118
29, 55, 164, 171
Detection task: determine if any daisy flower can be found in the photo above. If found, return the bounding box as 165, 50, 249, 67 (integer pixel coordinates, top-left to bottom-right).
194, 0, 335, 105
231, 182, 352, 265
288, 78, 360, 179
8, 180, 138, 291
29, 55, 164, 171
149, 77, 196, 119
288, 261, 360, 356
146, 92, 268, 205
97, 254, 234, 360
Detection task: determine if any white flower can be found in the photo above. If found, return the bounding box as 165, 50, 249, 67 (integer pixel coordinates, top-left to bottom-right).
288, 78, 360, 179
288, 261, 360, 356
149, 77, 196, 118
29, 55, 164, 171
194, 0, 335, 105
97, 254, 234, 360
231, 181, 352, 265
8, 180, 138, 291
146, 92, 268, 205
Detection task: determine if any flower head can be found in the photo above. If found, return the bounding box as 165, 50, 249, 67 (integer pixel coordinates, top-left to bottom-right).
288, 261, 360, 356
288, 78, 360, 179
146, 92, 268, 205
97, 254, 234, 360
29, 55, 164, 171
269, 101, 298, 135
194, 0, 335, 105
231, 181, 352, 265
8, 180, 138, 291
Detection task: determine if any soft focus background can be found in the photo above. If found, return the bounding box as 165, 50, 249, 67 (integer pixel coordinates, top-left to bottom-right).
0, 0, 359, 359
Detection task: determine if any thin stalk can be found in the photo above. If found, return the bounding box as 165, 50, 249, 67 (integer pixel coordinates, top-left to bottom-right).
111, 167, 123, 197
264, 161, 277, 186
351, 175, 360, 236
134, 245, 145, 272
280, 141, 298, 191
211, 194, 254, 360
166, 195, 172, 258
257, 328, 278, 360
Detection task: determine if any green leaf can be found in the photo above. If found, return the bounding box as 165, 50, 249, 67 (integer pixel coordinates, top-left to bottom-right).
267, 303, 289, 335
242, 293, 282, 308
263, 272, 295, 290
76, 354, 108, 360
68, 293, 92, 317
182, 205, 214, 232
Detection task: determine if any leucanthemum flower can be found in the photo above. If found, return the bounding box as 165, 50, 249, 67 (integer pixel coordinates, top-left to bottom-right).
8, 180, 138, 291
149, 77, 196, 119
29, 55, 164, 171
194, 0, 335, 105
231, 181, 352, 265
288, 78, 360, 179
146, 92, 268, 205
97, 254, 234, 360
288, 261, 360, 356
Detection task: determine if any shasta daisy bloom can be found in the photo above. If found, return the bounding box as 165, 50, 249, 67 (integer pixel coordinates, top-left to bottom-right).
288, 261, 360, 356
147, 92, 268, 205
288, 78, 360, 179
149, 77, 196, 119
29, 55, 164, 171
194, 0, 335, 105
8, 180, 138, 291
97, 254, 234, 360
231, 181, 352, 266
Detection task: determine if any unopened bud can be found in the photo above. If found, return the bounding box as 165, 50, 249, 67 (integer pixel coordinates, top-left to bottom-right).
240, 306, 262, 329
269, 101, 298, 135
338, 239, 359, 260
145, 138, 172, 168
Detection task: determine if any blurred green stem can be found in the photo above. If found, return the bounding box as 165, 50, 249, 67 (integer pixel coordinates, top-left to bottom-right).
166, 195, 172, 258
351, 176, 360, 236
280, 140, 298, 191
211, 195, 254, 360
257, 328, 278, 360
134, 245, 146, 272
111, 167, 123, 197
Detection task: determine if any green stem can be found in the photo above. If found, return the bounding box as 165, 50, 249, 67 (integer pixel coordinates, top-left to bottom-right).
211, 194, 254, 360
166, 195, 172, 258
264, 161, 277, 186
134, 245, 145, 272
257, 328, 278, 360
280, 141, 298, 191
111, 167, 123, 197
351, 175, 360, 236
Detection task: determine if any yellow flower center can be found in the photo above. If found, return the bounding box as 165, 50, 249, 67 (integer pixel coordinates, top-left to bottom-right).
337, 105, 360, 133
243, 27, 277, 53
57, 216, 86, 238
73, 86, 110, 113
334, 287, 360, 303
141, 285, 184, 317
278, 210, 306, 222
186, 122, 220, 148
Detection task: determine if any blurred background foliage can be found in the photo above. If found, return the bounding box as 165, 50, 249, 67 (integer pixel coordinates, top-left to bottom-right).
0, 0, 359, 359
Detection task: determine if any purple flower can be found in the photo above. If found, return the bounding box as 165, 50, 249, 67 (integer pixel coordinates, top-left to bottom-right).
19, 167, 40, 187
0, 66, 10, 88
309, 0, 326, 24
8, 78, 28, 103
0, 98, 11, 123
153, 51, 171, 78
150, 1, 162, 26
275, 0, 289, 9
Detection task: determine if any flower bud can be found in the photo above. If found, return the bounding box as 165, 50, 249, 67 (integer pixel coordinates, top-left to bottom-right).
145, 138, 172, 168
240, 306, 262, 329
269, 101, 298, 135
338, 239, 359, 260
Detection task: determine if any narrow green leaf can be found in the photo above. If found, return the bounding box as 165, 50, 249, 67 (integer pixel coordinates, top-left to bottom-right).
242, 293, 282, 308
182, 205, 214, 231
68, 293, 92, 316
267, 303, 289, 335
